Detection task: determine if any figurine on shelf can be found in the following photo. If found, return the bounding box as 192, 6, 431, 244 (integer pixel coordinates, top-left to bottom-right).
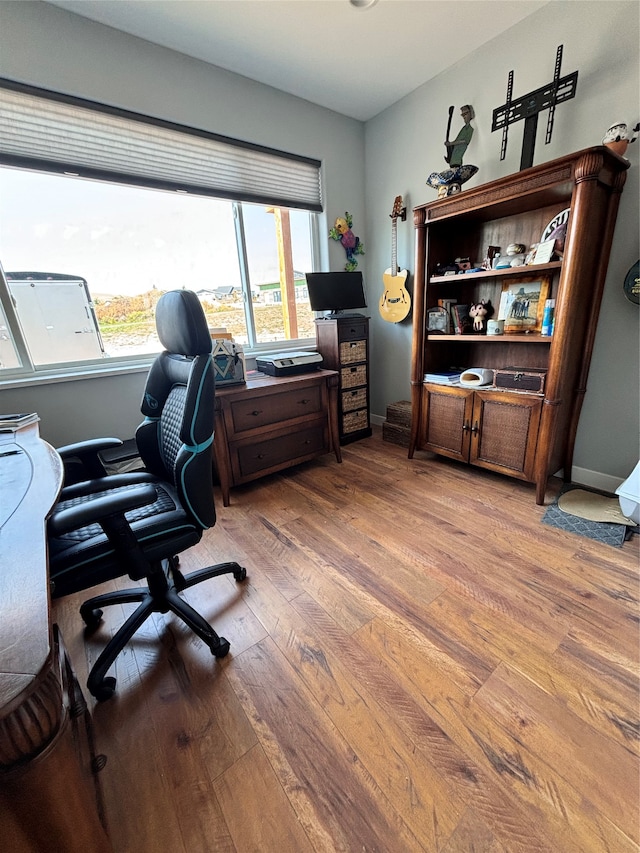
469, 300, 493, 333
329, 212, 365, 272
602, 121, 639, 159
445, 105, 475, 167
427, 104, 479, 199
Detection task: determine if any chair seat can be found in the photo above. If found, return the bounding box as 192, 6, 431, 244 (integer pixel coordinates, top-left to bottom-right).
49, 474, 202, 598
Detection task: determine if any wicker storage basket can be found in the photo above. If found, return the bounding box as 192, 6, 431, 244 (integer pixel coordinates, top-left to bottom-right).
339, 340, 366, 364
342, 388, 367, 413
343, 409, 368, 433
341, 364, 367, 389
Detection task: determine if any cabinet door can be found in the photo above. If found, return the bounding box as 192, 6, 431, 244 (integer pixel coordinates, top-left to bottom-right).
470, 390, 542, 480
421, 384, 474, 461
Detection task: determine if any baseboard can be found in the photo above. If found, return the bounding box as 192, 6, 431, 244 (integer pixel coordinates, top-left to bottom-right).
371, 412, 385, 426
568, 466, 625, 494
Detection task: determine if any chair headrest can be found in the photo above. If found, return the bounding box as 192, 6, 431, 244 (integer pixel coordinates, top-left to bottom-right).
155, 290, 212, 356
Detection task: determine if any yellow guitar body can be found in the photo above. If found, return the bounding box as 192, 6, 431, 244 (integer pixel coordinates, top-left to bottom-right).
379, 267, 410, 323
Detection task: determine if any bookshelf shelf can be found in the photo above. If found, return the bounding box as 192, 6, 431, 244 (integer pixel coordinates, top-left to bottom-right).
430, 261, 561, 284
426, 334, 551, 343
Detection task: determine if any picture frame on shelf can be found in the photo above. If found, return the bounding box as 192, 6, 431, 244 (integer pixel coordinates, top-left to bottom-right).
426, 306, 450, 333
497, 276, 551, 334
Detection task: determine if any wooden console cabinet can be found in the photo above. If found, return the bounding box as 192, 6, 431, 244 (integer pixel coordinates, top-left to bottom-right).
315, 315, 372, 444
213, 369, 342, 505
410, 147, 629, 503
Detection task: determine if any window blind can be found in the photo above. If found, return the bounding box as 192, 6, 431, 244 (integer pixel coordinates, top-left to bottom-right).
0, 80, 323, 211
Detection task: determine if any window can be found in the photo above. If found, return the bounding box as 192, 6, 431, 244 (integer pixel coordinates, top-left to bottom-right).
0, 80, 323, 378
0, 167, 318, 372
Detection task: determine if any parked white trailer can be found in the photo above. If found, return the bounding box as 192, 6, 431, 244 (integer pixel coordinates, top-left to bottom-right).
5, 272, 105, 365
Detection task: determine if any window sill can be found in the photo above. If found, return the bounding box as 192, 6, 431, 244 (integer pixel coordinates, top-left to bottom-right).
0, 359, 153, 390
0, 339, 318, 391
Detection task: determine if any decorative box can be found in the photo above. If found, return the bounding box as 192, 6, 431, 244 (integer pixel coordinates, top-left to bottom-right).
493, 366, 547, 394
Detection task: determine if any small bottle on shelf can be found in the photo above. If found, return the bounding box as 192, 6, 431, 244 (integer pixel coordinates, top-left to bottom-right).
541, 299, 555, 336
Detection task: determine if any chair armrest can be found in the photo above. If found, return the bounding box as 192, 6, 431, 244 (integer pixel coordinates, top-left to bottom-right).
48, 484, 157, 536
56, 437, 123, 481
57, 437, 123, 458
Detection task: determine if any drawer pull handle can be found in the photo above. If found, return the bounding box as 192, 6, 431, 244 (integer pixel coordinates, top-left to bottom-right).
471, 421, 479, 435
462, 420, 470, 432
299, 398, 311, 405
251, 410, 262, 417
256, 453, 265, 459
303, 439, 311, 445
350, 367, 357, 373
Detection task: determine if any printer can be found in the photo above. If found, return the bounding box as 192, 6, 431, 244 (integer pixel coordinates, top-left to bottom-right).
256, 351, 323, 377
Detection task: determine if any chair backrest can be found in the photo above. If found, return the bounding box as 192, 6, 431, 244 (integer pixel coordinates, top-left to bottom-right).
136, 290, 216, 530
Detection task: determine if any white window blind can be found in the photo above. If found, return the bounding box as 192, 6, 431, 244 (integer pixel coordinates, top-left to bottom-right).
0, 80, 323, 211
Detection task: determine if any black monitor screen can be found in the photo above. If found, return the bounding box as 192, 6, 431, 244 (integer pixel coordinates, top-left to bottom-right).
305, 271, 367, 314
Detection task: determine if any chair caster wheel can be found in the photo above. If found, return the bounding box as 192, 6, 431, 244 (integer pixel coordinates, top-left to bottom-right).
211, 637, 230, 658
90, 676, 117, 702
234, 566, 247, 582
81, 607, 103, 631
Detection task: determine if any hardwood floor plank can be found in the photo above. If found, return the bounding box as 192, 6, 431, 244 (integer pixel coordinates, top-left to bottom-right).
227, 637, 429, 851
52, 428, 639, 852
214, 744, 314, 852
474, 662, 639, 840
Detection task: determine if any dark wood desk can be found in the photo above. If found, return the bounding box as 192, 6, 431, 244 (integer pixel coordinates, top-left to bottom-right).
213, 369, 342, 505
0, 420, 111, 851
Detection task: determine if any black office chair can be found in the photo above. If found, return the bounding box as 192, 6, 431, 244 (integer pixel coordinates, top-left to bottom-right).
47, 289, 247, 701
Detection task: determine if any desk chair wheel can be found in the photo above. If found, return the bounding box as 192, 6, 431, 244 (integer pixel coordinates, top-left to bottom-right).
81, 605, 104, 632
233, 566, 247, 582
91, 676, 117, 702
210, 637, 231, 658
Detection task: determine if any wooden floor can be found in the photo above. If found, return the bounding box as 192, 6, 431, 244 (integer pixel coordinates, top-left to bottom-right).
54, 428, 640, 853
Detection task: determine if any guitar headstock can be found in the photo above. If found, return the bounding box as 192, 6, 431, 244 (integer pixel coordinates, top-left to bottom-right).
390, 195, 407, 222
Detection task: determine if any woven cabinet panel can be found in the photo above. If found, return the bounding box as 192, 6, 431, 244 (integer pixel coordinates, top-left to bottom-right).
476, 399, 531, 470
426, 392, 467, 453
341, 364, 367, 389
343, 409, 368, 434
339, 340, 366, 364
342, 387, 367, 413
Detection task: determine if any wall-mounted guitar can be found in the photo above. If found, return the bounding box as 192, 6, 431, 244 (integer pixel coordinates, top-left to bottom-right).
379, 195, 410, 323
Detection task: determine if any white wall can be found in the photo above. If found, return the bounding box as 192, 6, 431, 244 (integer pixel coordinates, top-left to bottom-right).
365, 0, 639, 485
1, 1, 638, 486
0, 0, 365, 446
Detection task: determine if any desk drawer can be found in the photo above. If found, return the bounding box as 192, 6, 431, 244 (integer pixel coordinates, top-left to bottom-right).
234, 424, 326, 478
229, 385, 323, 434
338, 320, 368, 342
339, 340, 367, 365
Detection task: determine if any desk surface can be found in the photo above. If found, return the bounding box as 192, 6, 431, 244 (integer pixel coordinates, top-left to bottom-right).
215, 367, 337, 397
0, 421, 63, 709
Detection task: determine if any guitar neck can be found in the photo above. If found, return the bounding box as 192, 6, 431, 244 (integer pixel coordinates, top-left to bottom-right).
391, 219, 398, 274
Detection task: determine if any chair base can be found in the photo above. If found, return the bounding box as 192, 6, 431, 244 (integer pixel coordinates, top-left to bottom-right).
80, 556, 247, 701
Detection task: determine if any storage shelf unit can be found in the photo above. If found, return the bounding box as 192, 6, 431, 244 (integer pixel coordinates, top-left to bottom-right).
409, 147, 629, 504
315, 315, 372, 445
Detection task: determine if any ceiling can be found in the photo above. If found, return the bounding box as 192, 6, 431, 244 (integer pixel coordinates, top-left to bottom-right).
46, 0, 550, 121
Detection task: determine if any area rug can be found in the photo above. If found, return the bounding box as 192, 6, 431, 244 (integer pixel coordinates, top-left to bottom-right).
541, 486, 638, 547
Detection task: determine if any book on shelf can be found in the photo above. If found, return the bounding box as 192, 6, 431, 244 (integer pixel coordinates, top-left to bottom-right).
452, 304, 472, 334
424, 371, 463, 384
437, 298, 457, 334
